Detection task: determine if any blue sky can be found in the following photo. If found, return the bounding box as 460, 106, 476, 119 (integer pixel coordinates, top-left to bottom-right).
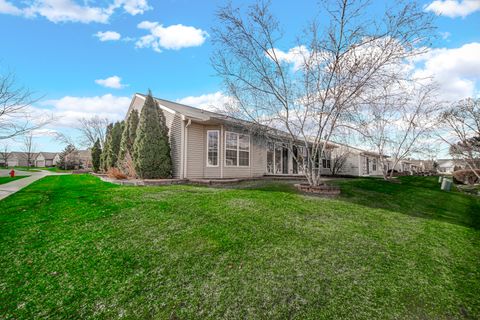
0, 0, 479, 152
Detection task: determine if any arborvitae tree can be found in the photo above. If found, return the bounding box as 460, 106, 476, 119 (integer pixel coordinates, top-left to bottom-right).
104, 121, 124, 169
100, 123, 113, 171
91, 138, 102, 172
133, 92, 172, 179
119, 109, 139, 161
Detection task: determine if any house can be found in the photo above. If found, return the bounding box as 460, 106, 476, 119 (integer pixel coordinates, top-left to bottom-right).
127, 93, 389, 179
6, 152, 31, 167
64, 149, 92, 169
327, 143, 384, 177
0, 154, 7, 167
437, 159, 464, 174
35, 152, 60, 167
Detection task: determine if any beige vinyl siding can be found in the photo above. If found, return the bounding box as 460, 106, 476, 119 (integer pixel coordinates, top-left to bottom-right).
162, 110, 183, 179
330, 146, 361, 176
129, 95, 145, 115
186, 122, 205, 178
182, 123, 267, 179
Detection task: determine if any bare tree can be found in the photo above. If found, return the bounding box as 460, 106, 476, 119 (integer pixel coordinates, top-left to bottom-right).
330, 148, 350, 176
0, 71, 50, 140
21, 133, 36, 168
0, 142, 10, 167
77, 116, 109, 148
212, 0, 433, 186
439, 98, 480, 180
356, 82, 441, 180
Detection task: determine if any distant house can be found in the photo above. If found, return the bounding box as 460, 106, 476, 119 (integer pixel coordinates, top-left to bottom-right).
1, 151, 61, 168
0, 154, 7, 167
35, 152, 60, 167
65, 149, 92, 169
326, 144, 384, 177
6, 152, 29, 167
437, 159, 464, 174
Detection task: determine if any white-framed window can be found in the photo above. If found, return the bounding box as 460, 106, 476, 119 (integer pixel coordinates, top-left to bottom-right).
372, 158, 377, 171
225, 131, 250, 167
207, 130, 219, 167
321, 150, 331, 169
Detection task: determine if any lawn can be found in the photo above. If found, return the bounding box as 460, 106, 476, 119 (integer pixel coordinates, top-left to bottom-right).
44, 166, 72, 173
0, 175, 27, 185
0, 175, 479, 319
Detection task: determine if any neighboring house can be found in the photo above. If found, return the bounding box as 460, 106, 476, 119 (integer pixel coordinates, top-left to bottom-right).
65, 149, 92, 169
7, 152, 29, 167
437, 159, 464, 174
328, 143, 384, 177
127, 93, 388, 179
0, 154, 7, 167
35, 152, 60, 167
4, 151, 60, 167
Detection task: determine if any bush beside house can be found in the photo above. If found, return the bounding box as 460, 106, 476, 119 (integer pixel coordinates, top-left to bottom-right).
133, 92, 172, 179
91, 139, 102, 173
97, 91, 172, 180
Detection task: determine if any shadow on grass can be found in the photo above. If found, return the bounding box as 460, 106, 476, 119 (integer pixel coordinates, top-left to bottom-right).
225, 176, 480, 231
331, 176, 480, 231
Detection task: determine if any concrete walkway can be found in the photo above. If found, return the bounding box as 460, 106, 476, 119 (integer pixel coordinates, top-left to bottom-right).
0, 169, 69, 201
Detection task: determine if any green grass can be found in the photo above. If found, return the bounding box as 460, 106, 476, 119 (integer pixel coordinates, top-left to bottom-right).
0, 175, 27, 185
0, 175, 479, 319
44, 167, 72, 173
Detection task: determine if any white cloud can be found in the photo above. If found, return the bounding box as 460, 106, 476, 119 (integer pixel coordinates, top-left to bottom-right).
412, 42, 480, 101
0, 0, 152, 24
95, 76, 126, 89
39, 94, 131, 127
30, 128, 59, 137
0, 0, 22, 15
136, 21, 208, 52
119, 0, 150, 15
267, 46, 309, 71
425, 0, 480, 18
439, 31, 451, 40
94, 31, 121, 41
177, 92, 233, 113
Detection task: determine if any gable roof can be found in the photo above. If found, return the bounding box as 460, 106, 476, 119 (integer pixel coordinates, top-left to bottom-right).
130, 93, 386, 156
133, 93, 257, 128
37, 152, 58, 160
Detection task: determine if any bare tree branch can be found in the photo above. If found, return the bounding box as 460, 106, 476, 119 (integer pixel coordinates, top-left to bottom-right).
0, 70, 51, 140
212, 0, 434, 185
77, 116, 109, 149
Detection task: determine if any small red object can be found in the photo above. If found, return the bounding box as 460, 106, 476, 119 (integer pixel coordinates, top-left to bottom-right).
10, 169, 15, 178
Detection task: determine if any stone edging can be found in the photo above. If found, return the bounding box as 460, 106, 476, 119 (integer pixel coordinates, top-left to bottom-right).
294, 183, 341, 195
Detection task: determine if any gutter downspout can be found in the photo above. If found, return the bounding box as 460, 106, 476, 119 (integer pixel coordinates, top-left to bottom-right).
220, 124, 224, 179
180, 115, 185, 179
183, 119, 192, 179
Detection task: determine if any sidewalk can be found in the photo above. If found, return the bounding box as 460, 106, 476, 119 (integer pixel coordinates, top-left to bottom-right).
0, 170, 69, 201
